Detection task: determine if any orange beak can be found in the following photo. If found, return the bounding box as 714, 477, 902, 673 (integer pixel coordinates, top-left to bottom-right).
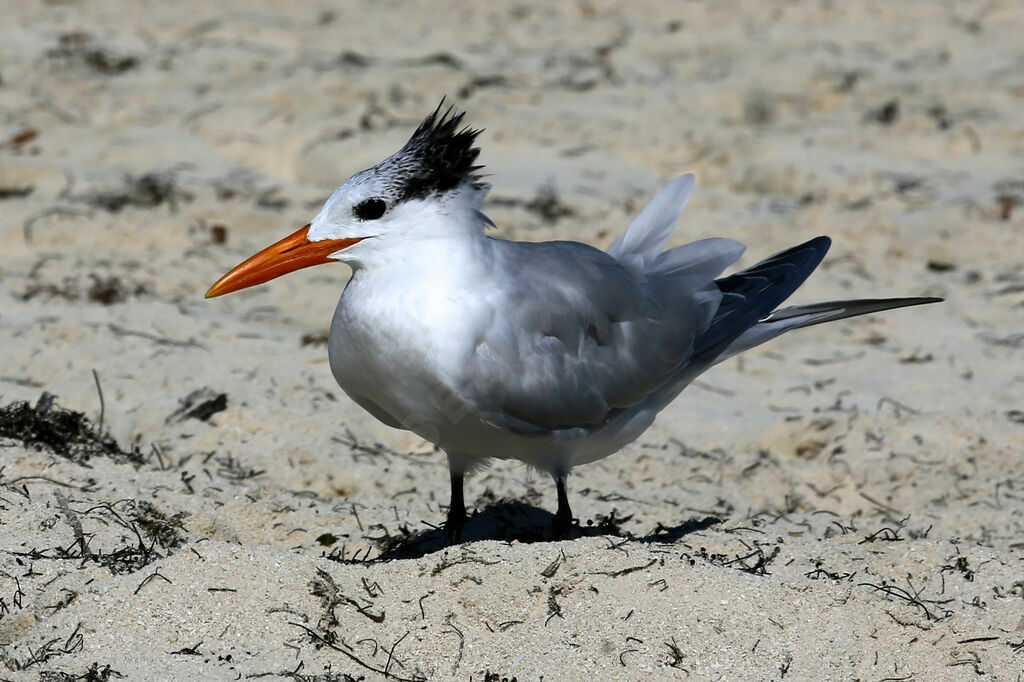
205, 224, 361, 298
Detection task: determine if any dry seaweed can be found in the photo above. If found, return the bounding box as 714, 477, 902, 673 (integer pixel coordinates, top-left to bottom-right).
132, 501, 188, 550
0, 393, 142, 466
2, 622, 85, 672
75, 172, 192, 213
38, 663, 125, 681
9, 500, 176, 575
296, 569, 423, 681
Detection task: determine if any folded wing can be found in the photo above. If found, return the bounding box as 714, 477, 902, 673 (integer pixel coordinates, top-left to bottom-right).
455, 176, 743, 435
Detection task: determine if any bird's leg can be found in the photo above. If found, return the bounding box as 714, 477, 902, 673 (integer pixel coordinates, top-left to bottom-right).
445, 468, 467, 544
552, 472, 573, 539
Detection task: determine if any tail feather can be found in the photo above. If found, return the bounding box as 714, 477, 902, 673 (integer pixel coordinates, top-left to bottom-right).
621, 235, 941, 424
691, 236, 832, 362
715, 296, 943, 363
608, 174, 695, 268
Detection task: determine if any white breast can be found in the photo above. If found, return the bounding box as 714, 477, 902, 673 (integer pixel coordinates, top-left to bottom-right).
327, 240, 489, 442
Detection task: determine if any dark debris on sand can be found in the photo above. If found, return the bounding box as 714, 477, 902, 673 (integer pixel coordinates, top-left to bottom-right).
9, 499, 187, 576
0, 393, 143, 466
490, 184, 575, 225
37, 663, 125, 681
165, 388, 228, 424
132, 501, 188, 550
47, 32, 139, 75
20, 273, 149, 305
77, 172, 193, 213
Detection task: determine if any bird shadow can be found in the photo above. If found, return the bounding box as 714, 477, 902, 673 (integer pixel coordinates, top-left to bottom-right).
366, 500, 720, 562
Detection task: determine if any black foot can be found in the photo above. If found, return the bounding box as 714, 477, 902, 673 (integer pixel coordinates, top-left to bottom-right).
445, 469, 466, 545
551, 472, 573, 540
551, 508, 573, 540
445, 507, 467, 544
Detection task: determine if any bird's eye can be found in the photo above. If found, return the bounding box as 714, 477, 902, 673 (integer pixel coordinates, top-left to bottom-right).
353, 197, 387, 221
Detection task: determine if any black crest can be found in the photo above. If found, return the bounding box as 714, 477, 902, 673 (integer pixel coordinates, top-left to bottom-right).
379, 101, 485, 201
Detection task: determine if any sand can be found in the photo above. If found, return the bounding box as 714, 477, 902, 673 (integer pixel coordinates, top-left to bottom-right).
2, 1, 1023, 679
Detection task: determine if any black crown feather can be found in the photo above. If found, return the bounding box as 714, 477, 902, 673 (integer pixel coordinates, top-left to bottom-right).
378, 101, 485, 202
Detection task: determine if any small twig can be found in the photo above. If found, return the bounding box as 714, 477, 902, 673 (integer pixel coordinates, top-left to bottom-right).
859, 527, 903, 544
134, 570, 172, 595
859, 581, 941, 621
54, 490, 88, 555
876, 396, 921, 417
858, 492, 903, 516
444, 614, 465, 672
107, 323, 207, 349
351, 503, 363, 532
289, 623, 424, 682
7, 475, 85, 490
92, 369, 105, 433
596, 558, 657, 577
385, 630, 410, 679
169, 641, 203, 655
541, 553, 562, 578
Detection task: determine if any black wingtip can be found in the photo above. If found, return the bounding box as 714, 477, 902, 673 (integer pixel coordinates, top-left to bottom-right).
758, 295, 944, 330
895, 296, 943, 308
693, 236, 836, 360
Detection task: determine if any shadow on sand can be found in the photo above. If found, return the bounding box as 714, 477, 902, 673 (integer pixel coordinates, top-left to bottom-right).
364, 501, 721, 562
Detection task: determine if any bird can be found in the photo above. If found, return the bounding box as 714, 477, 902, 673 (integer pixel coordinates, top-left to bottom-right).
206, 103, 941, 542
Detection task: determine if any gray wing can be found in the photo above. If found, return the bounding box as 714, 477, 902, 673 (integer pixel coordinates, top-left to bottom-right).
456, 236, 743, 435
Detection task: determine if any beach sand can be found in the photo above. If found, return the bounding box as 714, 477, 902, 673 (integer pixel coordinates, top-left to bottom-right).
1, 1, 1023, 679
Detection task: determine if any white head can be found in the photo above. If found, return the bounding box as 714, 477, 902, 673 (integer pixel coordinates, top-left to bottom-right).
206, 103, 492, 296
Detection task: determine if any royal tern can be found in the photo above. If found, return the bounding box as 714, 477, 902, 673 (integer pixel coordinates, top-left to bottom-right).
207, 104, 940, 541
